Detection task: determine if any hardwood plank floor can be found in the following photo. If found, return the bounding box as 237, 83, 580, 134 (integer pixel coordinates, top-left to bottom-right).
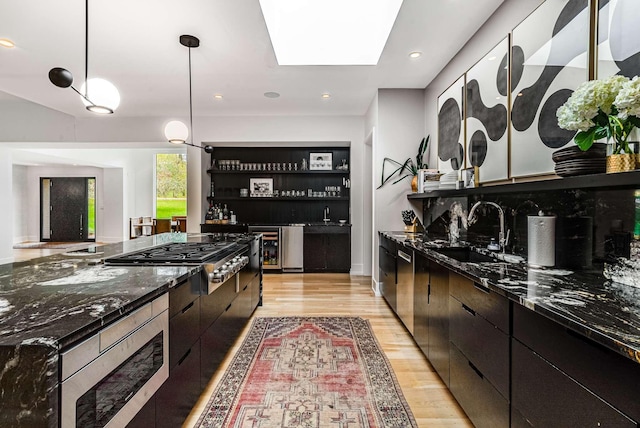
185, 273, 472, 427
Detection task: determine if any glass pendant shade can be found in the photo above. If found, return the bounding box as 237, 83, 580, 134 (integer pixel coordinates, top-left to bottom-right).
164, 120, 189, 144
80, 78, 121, 114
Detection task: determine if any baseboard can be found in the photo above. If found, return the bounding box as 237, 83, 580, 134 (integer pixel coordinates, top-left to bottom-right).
98, 236, 124, 243
13, 236, 29, 245
371, 278, 381, 296
0, 256, 13, 265
350, 263, 364, 276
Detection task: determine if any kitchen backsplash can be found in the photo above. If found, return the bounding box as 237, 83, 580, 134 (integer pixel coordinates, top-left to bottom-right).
422, 188, 640, 270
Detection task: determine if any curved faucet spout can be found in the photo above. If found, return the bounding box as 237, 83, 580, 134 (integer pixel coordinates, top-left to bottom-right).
467, 201, 507, 252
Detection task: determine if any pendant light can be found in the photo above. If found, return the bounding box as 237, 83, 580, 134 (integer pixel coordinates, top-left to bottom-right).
48, 0, 120, 114
164, 35, 213, 153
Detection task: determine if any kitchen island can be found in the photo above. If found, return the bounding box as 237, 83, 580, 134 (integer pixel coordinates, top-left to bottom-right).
0, 233, 260, 428
381, 231, 640, 427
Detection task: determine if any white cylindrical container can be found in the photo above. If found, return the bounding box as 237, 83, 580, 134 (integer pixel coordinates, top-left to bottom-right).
528, 214, 556, 267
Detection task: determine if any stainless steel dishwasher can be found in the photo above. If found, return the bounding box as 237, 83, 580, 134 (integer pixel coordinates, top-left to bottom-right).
396, 247, 414, 334
282, 225, 304, 272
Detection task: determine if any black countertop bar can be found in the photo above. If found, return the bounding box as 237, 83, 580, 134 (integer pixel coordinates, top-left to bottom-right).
0, 233, 255, 427
381, 231, 640, 365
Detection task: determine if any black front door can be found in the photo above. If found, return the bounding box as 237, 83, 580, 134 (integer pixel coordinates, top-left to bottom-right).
43, 178, 89, 241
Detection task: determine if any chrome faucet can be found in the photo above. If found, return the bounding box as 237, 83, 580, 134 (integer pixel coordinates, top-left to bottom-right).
467, 201, 508, 252
323, 206, 330, 222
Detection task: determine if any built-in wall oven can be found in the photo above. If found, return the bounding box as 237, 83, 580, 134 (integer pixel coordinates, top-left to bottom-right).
60, 294, 169, 428
248, 226, 281, 270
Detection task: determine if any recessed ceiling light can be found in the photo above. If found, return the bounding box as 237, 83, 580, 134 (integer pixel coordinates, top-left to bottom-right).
321, 93, 331, 99
260, 0, 403, 65
214, 94, 223, 99
488, 56, 497, 61
264, 91, 280, 98
0, 38, 15, 48
409, 51, 422, 59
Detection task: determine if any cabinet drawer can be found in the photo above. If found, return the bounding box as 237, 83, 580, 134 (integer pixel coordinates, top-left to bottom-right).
450, 344, 509, 428
200, 275, 238, 333
155, 339, 201, 428
512, 338, 636, 427
449, 272, 509, 333
169, 297, 200, 369
449, 296, 509, 399
513, 304, 640, 422
169, 276, 199, 318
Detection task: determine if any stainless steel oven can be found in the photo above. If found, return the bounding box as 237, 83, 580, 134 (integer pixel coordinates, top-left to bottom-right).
60, 294, 169, 428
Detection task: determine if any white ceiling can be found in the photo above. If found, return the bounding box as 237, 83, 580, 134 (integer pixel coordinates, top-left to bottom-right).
0, 0, 504, 120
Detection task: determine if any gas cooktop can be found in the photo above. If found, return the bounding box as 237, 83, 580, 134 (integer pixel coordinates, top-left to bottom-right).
105, 241, 238, 264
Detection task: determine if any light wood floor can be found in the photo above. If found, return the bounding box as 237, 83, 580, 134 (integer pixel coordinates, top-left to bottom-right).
184, 273, 472, 427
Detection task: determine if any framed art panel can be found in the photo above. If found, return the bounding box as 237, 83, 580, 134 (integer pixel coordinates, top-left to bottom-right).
596, 0, 640, 79
249, 178, 273, 197
309, 152, 333, 170
437, 75, 465, 174
510, 0, 590, 177
465, 36, 509, 183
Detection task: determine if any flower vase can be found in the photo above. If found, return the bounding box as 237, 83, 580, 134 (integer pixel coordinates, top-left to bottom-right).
606, 141, 638, 173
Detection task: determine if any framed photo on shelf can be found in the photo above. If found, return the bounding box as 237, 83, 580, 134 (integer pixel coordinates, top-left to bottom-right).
249, 178, 273, 197
309, 152, 333, 170
462, 167, 475, 188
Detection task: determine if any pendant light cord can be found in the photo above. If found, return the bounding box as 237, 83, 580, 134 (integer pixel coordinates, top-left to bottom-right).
188, 45, 194, 147
85, 0, 88, 95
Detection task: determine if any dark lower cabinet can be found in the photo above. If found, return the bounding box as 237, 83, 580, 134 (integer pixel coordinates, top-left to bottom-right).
304, 226, 350, 272
413, 253, 429, 356
201, 294, 244, 388
428, 262, 449, 386
155, 340, 202, 428
379, 245, 397, 311
450, 344, 509, 428
511, 339, 636, 427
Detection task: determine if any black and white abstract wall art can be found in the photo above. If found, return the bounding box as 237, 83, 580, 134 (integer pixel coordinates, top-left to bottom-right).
510, 0, 590, 177
597, 0, 640, 79
465, 37, 509, 182
437, 75, 465, 173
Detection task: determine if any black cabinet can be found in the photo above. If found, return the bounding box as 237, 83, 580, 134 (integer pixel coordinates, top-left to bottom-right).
448, 272, 510, 427
207, 147, 350, 225
511, 339, 636, 427
513, 304, 640, 425
428, 262, 449, 386
379, 236, 397, 311
413, 253, 429, 356
450, 344, 510, 428
303, 226, 350, 272
155, 340, 202, 428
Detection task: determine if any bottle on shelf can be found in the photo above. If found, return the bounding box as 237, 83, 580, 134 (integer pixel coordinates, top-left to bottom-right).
222, 204, 229, 220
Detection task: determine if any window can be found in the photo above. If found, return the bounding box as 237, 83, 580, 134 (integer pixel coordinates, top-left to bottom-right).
156, 153, 187, 219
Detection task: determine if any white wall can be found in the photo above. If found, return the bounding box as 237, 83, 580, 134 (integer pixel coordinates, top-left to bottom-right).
369, 89, 426, 290
423, 0, 544, 168
0, 148, 13, 264
12, 165, 28, 245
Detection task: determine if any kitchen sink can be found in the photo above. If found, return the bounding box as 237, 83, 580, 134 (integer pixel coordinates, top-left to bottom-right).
432, 247, 498, 263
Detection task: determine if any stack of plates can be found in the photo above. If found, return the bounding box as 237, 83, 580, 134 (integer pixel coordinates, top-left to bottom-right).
422, 182, 440, 191
552, 143, 606, 177
439, 171, 458, 189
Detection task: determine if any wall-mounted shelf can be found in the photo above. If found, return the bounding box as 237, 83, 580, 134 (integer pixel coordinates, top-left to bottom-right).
207, 196, 348, 202
407, 170, 640, 199
207, 169, 349, 175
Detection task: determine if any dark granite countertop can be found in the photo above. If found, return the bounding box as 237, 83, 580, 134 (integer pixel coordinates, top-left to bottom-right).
0, 233, 244, 351
381, 231, 640, 365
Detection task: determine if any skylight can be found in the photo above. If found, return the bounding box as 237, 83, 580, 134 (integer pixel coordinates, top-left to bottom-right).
259, 0, 404, 65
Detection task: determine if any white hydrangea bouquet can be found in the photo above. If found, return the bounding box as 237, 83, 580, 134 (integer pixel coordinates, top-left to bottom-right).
557, 75, 640, 154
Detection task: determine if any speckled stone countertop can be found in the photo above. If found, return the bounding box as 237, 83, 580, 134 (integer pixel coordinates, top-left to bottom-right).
381, 231, 640, 365
0, 233, 244, 427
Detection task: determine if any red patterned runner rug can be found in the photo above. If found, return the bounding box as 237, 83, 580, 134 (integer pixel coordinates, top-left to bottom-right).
195, 316, 417, 428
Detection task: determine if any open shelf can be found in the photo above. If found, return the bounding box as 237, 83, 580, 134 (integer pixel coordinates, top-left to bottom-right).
207, 196, 348, 202
208, 169, 349, 175
407, 170, 640, 199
